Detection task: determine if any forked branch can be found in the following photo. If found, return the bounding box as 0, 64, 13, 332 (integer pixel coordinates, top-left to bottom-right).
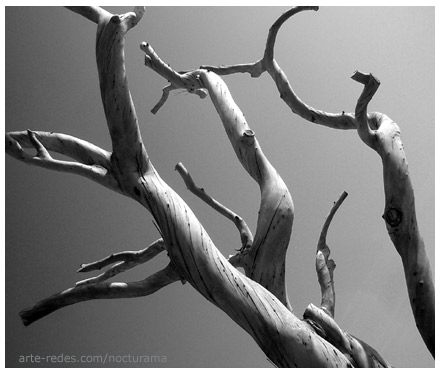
201, 6, 357, 130
141, 42, 207, 113
202, 5, 434, 358
20, 263, 180, 327
5, 130, 121, 193
19, 239, 180, 325
139, 41, 295, 310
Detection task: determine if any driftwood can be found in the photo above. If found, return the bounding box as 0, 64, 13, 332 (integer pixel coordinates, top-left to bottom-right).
5, 6, 433, 367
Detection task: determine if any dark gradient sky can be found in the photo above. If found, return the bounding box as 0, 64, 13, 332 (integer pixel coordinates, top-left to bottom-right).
5, 6, 435, 368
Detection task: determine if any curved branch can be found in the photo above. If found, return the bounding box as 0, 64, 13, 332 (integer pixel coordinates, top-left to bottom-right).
318, 191, 348, 250
201, 6, 434, 358
316, 191, 348, 317
350, 79, 434, 357
20, 263, 180, 327
263, 6, 319, 62
201, 6, 357, 130
351, 71, 380, 148
176, 162, 253, 251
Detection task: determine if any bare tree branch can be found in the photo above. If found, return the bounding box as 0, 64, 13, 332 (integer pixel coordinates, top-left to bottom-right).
263, 7, 319, 62
201, 6, 357, 130
176, 162, 253, 251
194, 70, 294, 311
20, 263, 180, 327
6, 130, 112, 168
141, 43, 207, 112
149, 82, 207, 114
351, 71, 381, 148
76, 239, 167, 285
64, 6, 111, 24
303, 303, 389, 367
5, 131, 121, 193
94, 6, 151, 195
6, 6, 151, 201
315, 191, 348, 317
140, 42, 295, 310
351, 78, 435, 357
202, 5, 434, 358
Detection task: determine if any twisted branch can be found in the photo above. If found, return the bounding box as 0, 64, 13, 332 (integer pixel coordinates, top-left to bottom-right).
202, 5, 434, 358
140, 41, 294, 309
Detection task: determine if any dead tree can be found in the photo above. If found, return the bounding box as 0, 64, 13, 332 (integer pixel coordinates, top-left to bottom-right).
5, 6, 434, 367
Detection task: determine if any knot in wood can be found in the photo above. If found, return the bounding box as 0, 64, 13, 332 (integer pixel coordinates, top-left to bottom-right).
242, 129, 256, 146
383, 207, 402, 227
110, 15, 122, 24
243, 129, 255, 138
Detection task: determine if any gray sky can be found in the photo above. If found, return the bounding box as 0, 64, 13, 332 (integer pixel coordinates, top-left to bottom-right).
5, 6, 435, 368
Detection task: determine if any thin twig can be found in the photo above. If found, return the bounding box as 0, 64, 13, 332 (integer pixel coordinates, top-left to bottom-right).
141, 43, 207, 113
176, 162, 253, 250
318, 191, 348, 250
5, 131, 120, 193
76, 239, 166, 285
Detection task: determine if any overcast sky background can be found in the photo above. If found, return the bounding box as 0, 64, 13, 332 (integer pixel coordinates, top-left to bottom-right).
5, 5, 435, 368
